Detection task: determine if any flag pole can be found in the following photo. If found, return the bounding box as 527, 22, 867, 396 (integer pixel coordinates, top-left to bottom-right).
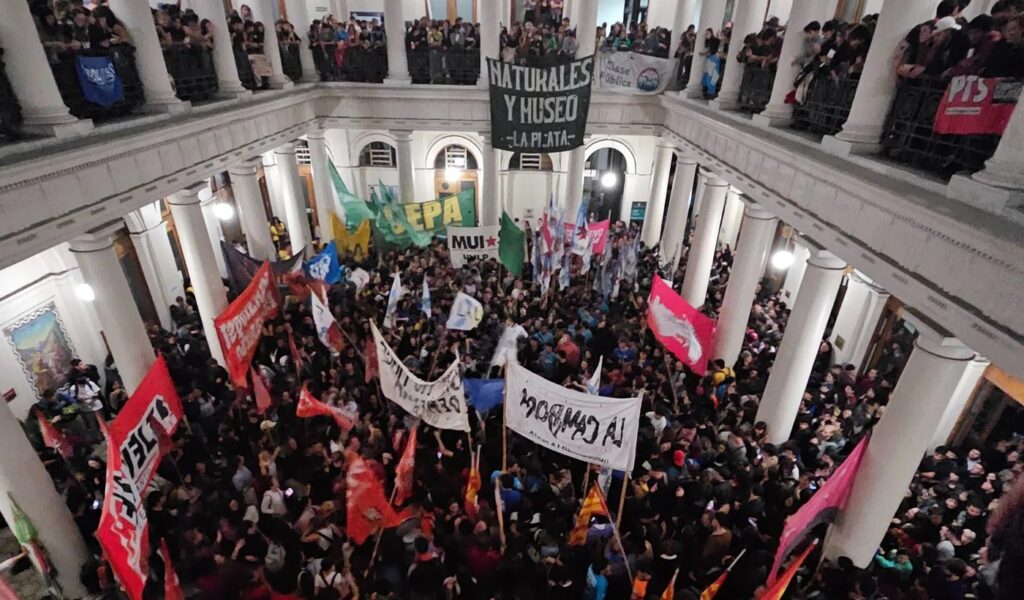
581, 463, 592, 498
664, 359, 680, 414
366, 460, 404, 576
501, 368, 509, 472
494, 477, 507, 552
615, 473, 628, 531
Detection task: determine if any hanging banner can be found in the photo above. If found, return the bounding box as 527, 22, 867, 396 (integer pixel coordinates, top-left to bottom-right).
647, 274, 716, 375
221, 241, 304, 295
96, 358, 183, 600
371, 322, 470, 431
376, 189, 478, 242
304, 241, 344, 284
933, 75, 1020, 135
75, 54, 123, 107
488, 56, 594, 152
215, 261, 281, 387
448, 225, 500, 268
505, 363, 642, 471
598, 51, 676, 95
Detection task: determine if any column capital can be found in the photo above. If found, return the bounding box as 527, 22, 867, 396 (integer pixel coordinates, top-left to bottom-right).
167, 185, 206, 207
913, 333, 975, 362
849, 269, 888, 293
676, 153, 699, 165
391, 130, 414, 142
229, 161, 261, 177
703, 175, 730, 187
742, 202, 775, 221
68, 219, 124, 253
123, 203, 166, 235
807, 250, 846, 271
275, 142, 297, 155
307, 129, 326, 141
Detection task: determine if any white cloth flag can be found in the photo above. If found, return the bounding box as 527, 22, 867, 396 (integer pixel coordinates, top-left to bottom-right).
448, 226, 500, 268
311, 287, 340, 352
384, 273, 403, 328
371, 322, 470, 431
348, 267, 370, 292
446, 292, 484, 331
490, 322, 528, 367
586, 356, 603, 395
598, 52, 677, 95
422, 277, 431, 318
505, 363, 642, 472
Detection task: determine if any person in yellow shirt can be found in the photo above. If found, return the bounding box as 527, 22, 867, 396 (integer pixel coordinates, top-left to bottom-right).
269, 216, 288, 249
711, 358, 735, 386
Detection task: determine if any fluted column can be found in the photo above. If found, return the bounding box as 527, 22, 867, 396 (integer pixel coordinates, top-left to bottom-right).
108, 0, 190, 112
69, 222, 156, 392
711, 0, 770, 109
167, 186, 230, 367
284, 0, 319, 81
229, 161, 277, 261
564, 145, 587, 217
641, 142, 675, 248
125, 201, 184, 330
480, 132, 501, 226
307, 131, 338, 238
754, 0, 830, 126
383, 0, 410, 83
194, 0, 250, 96
685, 0, 729, 98
680, 175, 728, 307
659, 154, 697, 269
756, 250, 846, 444
711, 202, 778, 365
275, 143, 313, 257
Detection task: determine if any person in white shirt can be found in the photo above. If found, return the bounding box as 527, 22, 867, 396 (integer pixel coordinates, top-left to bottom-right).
260, 477, 288, 517
70, 375, 104, 437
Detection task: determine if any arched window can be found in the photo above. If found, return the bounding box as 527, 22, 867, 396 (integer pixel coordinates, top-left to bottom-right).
433, 145, 478, 170
358, 142, 398, 167
509, 152, 554, 171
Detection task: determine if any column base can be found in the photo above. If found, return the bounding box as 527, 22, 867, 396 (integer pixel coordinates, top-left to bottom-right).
141, 98, 192, 115
216, 83, 252, 99
383, 76, 412, 86
266, 76, 295, 90
683, 84, 705, 99
20, 116, 94, 138
948, 173, 1024, 220
300, 70, 320, 83
752, 103, 793, 127
709, 94, 740, 111
822, 133, 881, 156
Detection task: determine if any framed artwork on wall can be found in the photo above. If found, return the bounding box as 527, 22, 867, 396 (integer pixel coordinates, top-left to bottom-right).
4, 300, 78, 400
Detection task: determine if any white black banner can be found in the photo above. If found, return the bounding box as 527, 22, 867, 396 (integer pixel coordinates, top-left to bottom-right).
598, 52, 676, 95
448, 226, 500, 268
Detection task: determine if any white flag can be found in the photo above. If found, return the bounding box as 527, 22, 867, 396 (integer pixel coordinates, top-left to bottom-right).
490, 322, 528, 367
311, 287, 342, 353
421, 277, 431, 318
384, 273, 403, 329
348, 267, 370, 292
586, 355, 603, 395
446, 292, 484, 331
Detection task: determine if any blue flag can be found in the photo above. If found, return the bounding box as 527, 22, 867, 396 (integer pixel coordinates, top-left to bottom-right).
304, 241, 343, 284
463, 379, 504, 413
75, 55, 123, 108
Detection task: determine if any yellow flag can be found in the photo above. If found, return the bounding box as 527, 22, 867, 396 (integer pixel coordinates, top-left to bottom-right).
569, 483, 610, 546
334, 216, 371, 258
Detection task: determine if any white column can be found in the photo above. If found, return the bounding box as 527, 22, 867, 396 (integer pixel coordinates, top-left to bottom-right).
167, 187, 230, 367
194, 0, 250, 96
710, 0, 770, 110
718, 187, 745, 249
659, 154, 698, 268
620, 172, 644, 223
108, 0, 190, 112
275, 143, 313, 257
822, 0, 936, 155
641, 142, 675, 248
829, 271, 889, 370
971, 99, 1024, 189
691, 171, 707, 221
262, 151, 287, 219
685, 0, 729, 97
576, 0, 599, 56
68, 223, 156, 393
284, 0, 319, 81
778, 238, 811, 306
229, 161, 277, 261
0, 0, 93, 137
711, 203, 778, 365
479, 0, 500, 86
930, 357, 990, 451
825, 333, 978, 567
755, 250, 846, 444
198, 187, 230, 279
250, 0, 294, 89
480, 132, 501, 226
680, 175, 728, 307
383, 0, 410, 84
673, 0, 701, 48
331, 0, 350, 20
307, 131, 338, 237
754, 0, 829, 126
0, 400, 89, 598
393, 130, 417, 204
125, 202, 184, 330
564, 145, 587, 218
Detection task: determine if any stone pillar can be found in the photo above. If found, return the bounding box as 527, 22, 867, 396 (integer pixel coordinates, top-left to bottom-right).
125, 202, 184, 330
829, 271, 889, 370
620, 172, 645, 223
754, 0, 829, 126
718, 187, 745, 249
229, 161, 277, 261
672, 0, 702, 49
393, 130, 417, 204
691, 171, 708, 221
711, 202, 778, 365
108, 0, 190, 112
383, 0, 410, 83
194, 0, 251, 97
825, 333, 978, 567
778, 238, 811, 306
680, 175, 728, 307
710, 0, 770, 110
167, 187, 230, 367
576, 0, 599, 56
262, 150, 287, 219
930, 357, 990, 451
685, 0, 729, 98
478, 0, 500, 86
755, 250, 846, 444
641, 142, 675, 248
307, 131, 338, 237
284, 0, 319, 81
0, 400, 89, 598
275, 143, 313, 257
198, 187, 230, 279
565, 145, 587, 218
480, 132, 501, 226
971, 99, 1024, 189
331, 0, 350, 20
822, 0, 936, 155
68, 222, 156, 393
659, 154, 698, 269
250, 0, 294, 89
0, 0, 93, 137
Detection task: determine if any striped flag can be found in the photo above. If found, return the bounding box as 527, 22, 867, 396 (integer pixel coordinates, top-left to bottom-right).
569, 482, 610, 546
759, 540, 817, 600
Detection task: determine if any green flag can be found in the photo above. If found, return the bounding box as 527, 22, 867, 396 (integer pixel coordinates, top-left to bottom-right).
328, 161, 377, 228
498, 212, 525, 276
374, 183, 433, 248
8, 493, 37, 545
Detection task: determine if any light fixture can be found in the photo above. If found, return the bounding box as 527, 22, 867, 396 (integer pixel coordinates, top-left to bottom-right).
771, 250, 795, 270
213, 202, 235, 221
600, 171, 618, 189
444, 167, 463, 183
75, 283, 96, 302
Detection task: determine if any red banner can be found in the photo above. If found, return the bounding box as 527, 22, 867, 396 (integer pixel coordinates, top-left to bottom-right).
215, 261, 281, 387
933, 75, 1020, 135
563, 219, 610, 254
96, 357, 184, 600
647, 275, 716, 375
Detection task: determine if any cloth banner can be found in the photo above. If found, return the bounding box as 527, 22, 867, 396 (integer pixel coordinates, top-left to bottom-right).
463, 379, 504, 413
504, 363, 642, 471
448, 225, 500, 268
304, 241, 344, 284
221, 241, 303, 295
215, 261, 281, 387
75, 54, 123, 107
564, 219, 610, 254
371, 322, 470, 431
647, 274, 716, 375
332, 215, 371, 258
488, 56, 594, 152
375, 189, 478, 246
446, 292, 484, 331
933, 75, 1020, 135
598, 51, 676, 94
96, 357, 184, 600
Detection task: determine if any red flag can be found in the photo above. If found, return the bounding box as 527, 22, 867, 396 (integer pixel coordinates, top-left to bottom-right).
250, 367, 273, 415
364, 335, 378, 383
700, 570, 727, 600
393, 427, 417, 505
647, 274, 717, 375
214, 261, 281, 387
662, 569, 679, 600
296, 385, 354, 432
288, 328, 303, 377
346, 456, 409, 545
159, 540, 183, 600
37, 413, 72, 458
0, 575, 20, 600
759, 540, 817, 600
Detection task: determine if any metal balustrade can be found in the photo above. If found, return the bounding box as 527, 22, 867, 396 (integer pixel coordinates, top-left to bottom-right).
51, 46, 145, 120
234, 46, 259, 90
738, 66, 775, 114
407, 49, 480, 85
0, 49, 21, 141
314, 46, 388, 83
790, 75, 859, 136
163, 46, 218, 102
280, 44, 302, 82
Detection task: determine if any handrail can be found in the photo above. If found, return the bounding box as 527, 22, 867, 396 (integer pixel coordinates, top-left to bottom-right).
407, 48, 480, 85
738, 65, 775, 114
790, 73, 859, 137
163, 46, 219, 102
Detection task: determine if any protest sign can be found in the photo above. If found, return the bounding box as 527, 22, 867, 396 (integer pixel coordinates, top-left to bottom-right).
448, 225, 500, 268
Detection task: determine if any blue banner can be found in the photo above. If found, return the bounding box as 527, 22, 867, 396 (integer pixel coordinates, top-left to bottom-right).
75, 55, 123, 108
463, 379, 504, 414
304, 241, 343, 284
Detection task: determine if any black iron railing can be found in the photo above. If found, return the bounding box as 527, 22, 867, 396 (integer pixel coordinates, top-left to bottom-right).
280, 44, 302, 82
163, 46, 218, 102
51, 46, 144, 120
738, 66, 775, 113
314, 46, 388, 82
234, 46, 259, 90
880, 78, 1005, 178
407, 49, 480, 85
0, 49, 22, 141
791, 74, 859, 136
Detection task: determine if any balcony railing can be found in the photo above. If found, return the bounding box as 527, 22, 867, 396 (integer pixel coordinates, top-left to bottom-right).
234, 47, 259, 90
51, 46, 145, 120
738, 66, 775, 114
791, 74, 859, 136
0, 49, 21, 141
314, 46, 388, 82
281, 44, 302, 82
407, 49, 480, 85
880, 78, 1005, 178
163, 46, 218, 102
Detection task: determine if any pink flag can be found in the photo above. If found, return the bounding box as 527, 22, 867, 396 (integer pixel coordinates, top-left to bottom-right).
251, 367, 273, 415
766, 435, 871, 585
647, 275, 716, 375
589, 220, 610, 254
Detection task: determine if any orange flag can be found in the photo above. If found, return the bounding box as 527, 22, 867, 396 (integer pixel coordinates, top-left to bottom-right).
464, 446, 482, 517
661, 568, 679, 600
700, 570, 728, 600
250, 367, 273, 415
393, 427, 417, 505
296, 384, 354, 432
159, 539, 183, 600
346, 456, 409, 545
37, 413, 72, 458
758, 540, 818, 600
569, 482, 610, 546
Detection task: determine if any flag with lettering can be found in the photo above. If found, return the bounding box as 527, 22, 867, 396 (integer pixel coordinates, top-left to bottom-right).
215, 261, 281, 387
76, 54, 123, 107
647, 274, 716, 375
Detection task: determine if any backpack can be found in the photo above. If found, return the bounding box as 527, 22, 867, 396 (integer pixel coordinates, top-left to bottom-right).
264, 541, 286, 573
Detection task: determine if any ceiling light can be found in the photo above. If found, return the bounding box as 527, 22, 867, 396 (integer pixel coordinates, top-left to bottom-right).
771, 250, 795, 270
75, 283, 96, 302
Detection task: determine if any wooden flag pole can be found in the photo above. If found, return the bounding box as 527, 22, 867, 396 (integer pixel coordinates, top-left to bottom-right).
581, 463, 592, 499
664, 359, 680, 414
615, 473, 629, 531
501, 370, 509, 472
494, 477, 507, 552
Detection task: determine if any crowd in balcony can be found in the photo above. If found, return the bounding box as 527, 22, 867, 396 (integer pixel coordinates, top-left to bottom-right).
308, 15, 388, 81
31, 2, 133, 59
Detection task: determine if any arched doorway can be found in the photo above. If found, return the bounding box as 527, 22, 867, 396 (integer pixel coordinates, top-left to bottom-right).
584, 148, 628, 221
433, 144, 479, 199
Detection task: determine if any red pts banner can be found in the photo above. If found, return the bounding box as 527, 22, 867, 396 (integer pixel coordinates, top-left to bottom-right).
215, 261, 281, 387
647, 275, 716, 375
96, 357, 184, 600
933, 75, 1020, 135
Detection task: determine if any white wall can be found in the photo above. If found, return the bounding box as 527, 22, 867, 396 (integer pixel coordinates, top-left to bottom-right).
596, 0, 625, 28
862, 0, 884, 17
